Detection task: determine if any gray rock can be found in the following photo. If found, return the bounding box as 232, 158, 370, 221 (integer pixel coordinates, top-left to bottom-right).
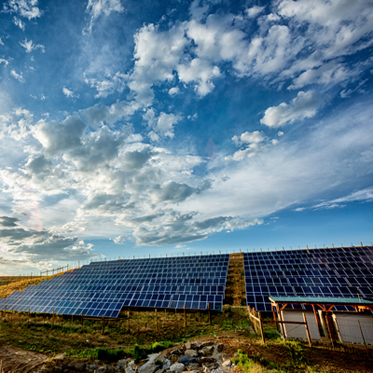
178, 356, 198, 365
202, 367, 210, 373
97, 367, 108, 373
184, 350, 198, 358
185, 341, 191, 350
187, 363, 202, 371
221, 361, 231, 368
170, 363, 186, 373
211, 370, 223, 373
129, 361, 137, 369
199, 342, 214, 349
126, 366, 136, 373
88, 364, 99, 372
216, 344, 225, 353
162, 359, 171, 370
199, 347, 214, 357
139, 353, 161, 373
191, 342, 200, 349
117, 360, 128, 368
170, 349, 184, 356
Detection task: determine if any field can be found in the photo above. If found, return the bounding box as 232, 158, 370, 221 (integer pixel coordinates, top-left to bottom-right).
0, 269, 372, 373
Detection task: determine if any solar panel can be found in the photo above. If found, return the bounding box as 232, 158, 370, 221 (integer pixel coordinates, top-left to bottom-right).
0, 254, 229, 318
243, 246, 373, 312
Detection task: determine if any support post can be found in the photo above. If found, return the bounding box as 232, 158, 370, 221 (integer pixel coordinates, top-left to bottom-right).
102, 314, 105, 335
303, 313, 312, 348
276, 305, 285, 339
28, 307, 30, 325
207, 303, 211, 325
155, 309, 158, 331
358, 320, 368, 351
184, 305, 187, 328
312, 305, 322, 334
81, 312, 83, 333
258, 312, 265, 344
127, 311, 130, 333
272, 304, 279, 332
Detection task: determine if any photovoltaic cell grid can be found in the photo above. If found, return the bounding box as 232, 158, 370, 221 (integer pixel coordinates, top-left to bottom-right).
0, 254, 229, 318
243, 246, 373, 312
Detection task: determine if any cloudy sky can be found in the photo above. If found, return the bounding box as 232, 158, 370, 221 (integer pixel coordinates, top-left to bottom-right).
0, 0, 373, 274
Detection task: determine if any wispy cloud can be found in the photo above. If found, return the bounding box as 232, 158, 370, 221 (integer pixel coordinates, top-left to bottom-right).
20, 38, 45, 53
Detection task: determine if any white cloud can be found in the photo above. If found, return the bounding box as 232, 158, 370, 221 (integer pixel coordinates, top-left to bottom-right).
168, 87, 180, 96
85, 0, 124, 33
62, 87, 79, 98
10, 69, 25, 82
143, 109, 182, 139
20, 38, 45, 53
113, 235, 128, 243
232, 131, 265, 146
260, 91, 321, 127
246, 6, 265, 18
13, 16, 25, 30
85, 71, 128, 98
5, 0, 41, 20
0, 59, 9, 66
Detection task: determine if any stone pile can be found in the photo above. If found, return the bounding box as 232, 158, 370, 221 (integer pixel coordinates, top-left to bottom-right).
33, 341, 234, 373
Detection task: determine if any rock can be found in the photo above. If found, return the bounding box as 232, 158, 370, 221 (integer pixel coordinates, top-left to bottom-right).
211, 370, 223, 373
170, 349, 184, 356
117, 360, 128, 368
129, 361, 137, 369
187, 363, 201, 371
170, 355, 179, 363
139, 353, 161, 373
221, 361, 231, 368
184, 350, 199, 357
198, 358, 216, 366
199, 347, 214, 357
97, 367, 108, 373
88, 364, 99, 372
126, 366, 136, 373
185, 341, 191, 350
216, 344, 225, 353
170, 363, 186, 373
75, 362, 86, 372
163, 359, 171, 370
107, 366, 117, 373
191, 342, 200, 349
202, 367, 210, 373
199, 342, 214, 349
178, 356, 198, 365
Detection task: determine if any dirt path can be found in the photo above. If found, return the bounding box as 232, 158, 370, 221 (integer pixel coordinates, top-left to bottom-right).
0, 342, 48, 373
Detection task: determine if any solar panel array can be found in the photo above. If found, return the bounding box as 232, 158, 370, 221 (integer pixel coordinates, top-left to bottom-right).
243, 246, 373, 312
0, 254, 229, 318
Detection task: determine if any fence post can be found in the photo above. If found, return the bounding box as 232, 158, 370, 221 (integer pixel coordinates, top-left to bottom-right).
258, 312, 265, 344
155, 309, 158, 331
303, 313, 312, 348
127, 311, 130, 333
28, 307, 30, 325
81, 312, 84, 333
102, 314, 105, 334
207, 303, 211, 325
51, 310, 54, 328
358, 320, 368, 351
184, 305, 187, 328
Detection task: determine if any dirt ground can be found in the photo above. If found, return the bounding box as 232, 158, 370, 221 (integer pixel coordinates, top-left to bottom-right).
1, 331, 373, 373
0, 342, 48, 373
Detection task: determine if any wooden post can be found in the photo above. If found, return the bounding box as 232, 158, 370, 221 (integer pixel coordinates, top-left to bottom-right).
258, 312, 265, 344
155, 309, 158, 331
28, 307, 30, 325
312, 305, 322, 334
276, 305, 285, 339
127, 311, 130, 333
302, 313, 312, 347
81, 312, 83, 333
51, 310, 54, 328
207, 303, 211, 325
102, 314, 105, 334
272, 304, 279, 332
358, 320, 368, 350
10, 307, 13, 323
325, 313, 335, 349
184, 305, 187, 328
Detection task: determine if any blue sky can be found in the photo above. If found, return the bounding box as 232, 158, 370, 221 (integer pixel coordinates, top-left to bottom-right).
0, 0, 373, 274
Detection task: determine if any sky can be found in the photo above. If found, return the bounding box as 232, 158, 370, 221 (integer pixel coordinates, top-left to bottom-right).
0, 0, 373, 275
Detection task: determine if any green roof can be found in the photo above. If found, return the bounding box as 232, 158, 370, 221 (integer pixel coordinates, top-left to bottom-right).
268, 295, 373, 306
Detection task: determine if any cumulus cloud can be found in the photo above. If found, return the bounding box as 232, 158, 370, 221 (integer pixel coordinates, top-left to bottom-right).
84, 71, 128, 98
12, 16, 25, 29
143, 109, 182, 139
260, 91, 321, 127
20, 38, 45, 53
113, 235, 128, 243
